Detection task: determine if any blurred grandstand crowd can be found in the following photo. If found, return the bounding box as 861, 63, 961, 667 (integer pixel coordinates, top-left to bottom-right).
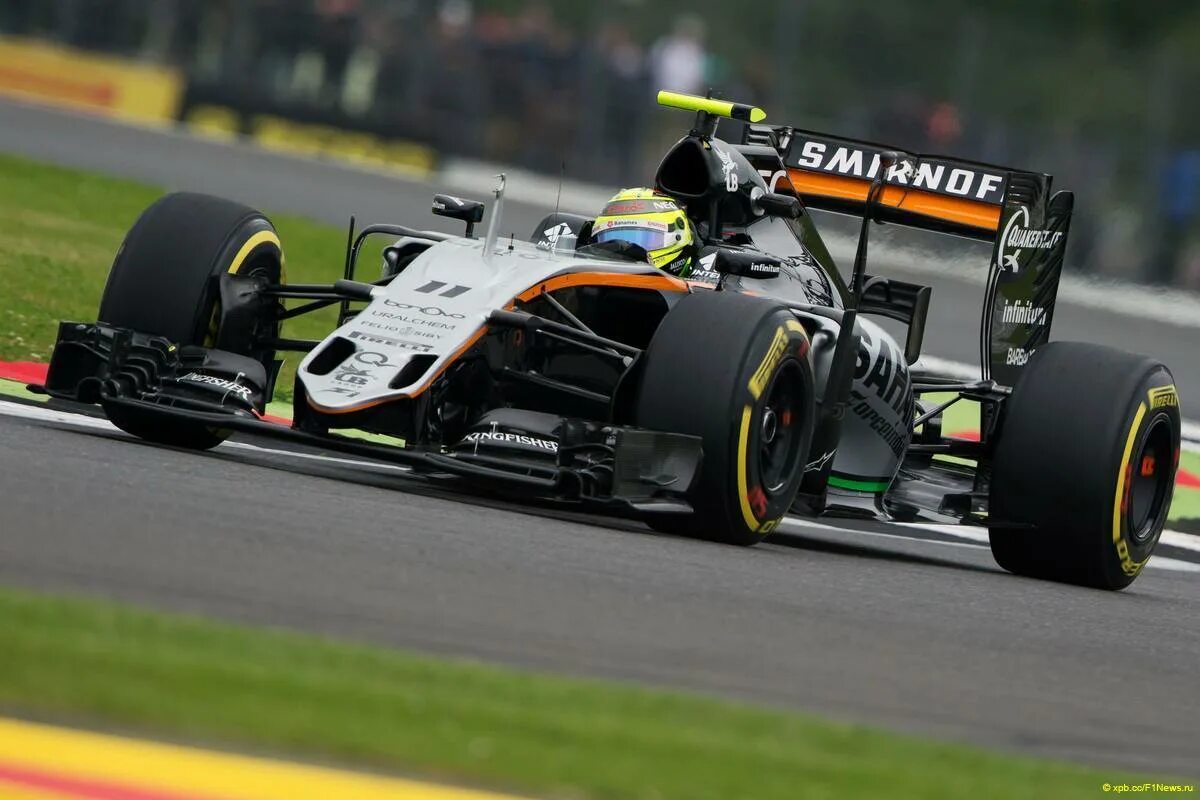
3, 0, 1200, 287
0, 0, 724, 179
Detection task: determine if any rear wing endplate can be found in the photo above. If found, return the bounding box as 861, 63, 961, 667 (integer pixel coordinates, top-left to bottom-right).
740, 124, 1074, 387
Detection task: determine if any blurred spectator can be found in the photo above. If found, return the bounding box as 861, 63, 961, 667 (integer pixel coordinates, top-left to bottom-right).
409, 0, 485, 155
289, 0, 360, 104
252, 0, 314, 95
1155, 150, 1200, 284
869, 90, 927, 151
649, 15, 708, 96
7, 0, 1198, 287
926, 101, 963, 151
513, 4, 579, 171
590, 22, 648, 178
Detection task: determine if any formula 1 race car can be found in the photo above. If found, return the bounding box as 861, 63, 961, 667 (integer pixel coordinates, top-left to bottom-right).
45, 91, 1180, 590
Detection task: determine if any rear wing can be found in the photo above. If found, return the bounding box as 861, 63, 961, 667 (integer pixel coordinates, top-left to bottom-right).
740, 124, 1074, 387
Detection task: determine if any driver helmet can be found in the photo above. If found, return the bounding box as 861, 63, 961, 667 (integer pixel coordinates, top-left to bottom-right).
591, 189, 696, 273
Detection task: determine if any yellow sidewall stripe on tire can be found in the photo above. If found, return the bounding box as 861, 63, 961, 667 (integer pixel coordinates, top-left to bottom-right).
737, 404, 758, 532
0, 717, 523, 800
1113, 402, 1147, 545
227, 230, 283, 277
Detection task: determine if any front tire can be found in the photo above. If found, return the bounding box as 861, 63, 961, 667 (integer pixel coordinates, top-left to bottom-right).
99, 192, 284, 449
635, 292, 815, 545
988, 342, 1180, 590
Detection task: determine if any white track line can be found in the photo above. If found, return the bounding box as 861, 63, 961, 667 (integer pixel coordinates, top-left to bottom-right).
1161, 531, 1200, 553
3, 399, 1197, 574
2, 400, 115, 431
782, 517, 984, 549
0, 399, 409, 474
227, 440, 411, 474
896, 521, 1200, 563
785, 517, 1200, 574
896, 521, 988, 543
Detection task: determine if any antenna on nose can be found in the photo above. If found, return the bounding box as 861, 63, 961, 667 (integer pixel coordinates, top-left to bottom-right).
483, 174, 506, 263
555, 161, 565, 214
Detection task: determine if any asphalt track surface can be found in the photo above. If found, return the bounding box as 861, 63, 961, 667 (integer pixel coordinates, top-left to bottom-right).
1, 401, 1198, 776
2, 99, 1199, 775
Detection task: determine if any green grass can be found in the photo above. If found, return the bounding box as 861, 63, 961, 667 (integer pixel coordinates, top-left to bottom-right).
0, 153, 355, 401
0, 586, 1159, 800
0, 378, 41, 402
1172, 451, 1200, 520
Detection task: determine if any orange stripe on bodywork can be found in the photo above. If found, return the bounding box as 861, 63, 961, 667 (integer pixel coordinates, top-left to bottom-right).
308, 272, 685, 415
788, 170, 1002, 232
515, 271, 689, 302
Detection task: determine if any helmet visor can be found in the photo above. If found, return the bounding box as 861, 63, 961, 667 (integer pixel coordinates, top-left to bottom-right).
593, 222, 675, 252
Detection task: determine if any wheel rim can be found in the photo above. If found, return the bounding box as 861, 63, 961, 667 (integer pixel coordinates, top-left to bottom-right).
1128, 415, 1174, 544
205, 259, 280, 358
755, 359, 805, 494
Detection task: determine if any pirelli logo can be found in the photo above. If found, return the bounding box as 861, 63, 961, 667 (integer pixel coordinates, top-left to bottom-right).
749, 321, 806, 399
1149, 385, 1179, 409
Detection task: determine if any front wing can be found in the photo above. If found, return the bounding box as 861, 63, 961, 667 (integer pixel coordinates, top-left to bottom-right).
43, 321, 703, 515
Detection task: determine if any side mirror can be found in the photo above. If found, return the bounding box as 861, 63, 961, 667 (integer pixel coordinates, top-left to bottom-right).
432, 194, 485, 237
714, 249, 782, 279
755, 192, 802, 219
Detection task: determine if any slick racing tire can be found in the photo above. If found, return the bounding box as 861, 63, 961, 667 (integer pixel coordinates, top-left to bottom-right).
635, 292, 815, 545
988, 342, 1180, 590
99, 192, 284, 450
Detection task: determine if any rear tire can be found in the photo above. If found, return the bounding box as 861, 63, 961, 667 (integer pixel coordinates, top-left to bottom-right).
988, 342, 1180, 590
98, 192, 284, 449
635, 292, 815, 545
